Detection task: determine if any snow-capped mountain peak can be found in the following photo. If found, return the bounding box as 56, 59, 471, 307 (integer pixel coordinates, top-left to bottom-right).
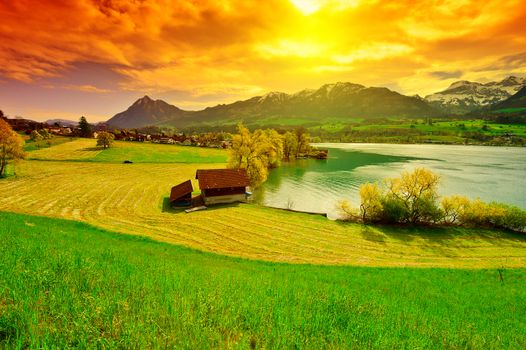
425, 76, 526, 114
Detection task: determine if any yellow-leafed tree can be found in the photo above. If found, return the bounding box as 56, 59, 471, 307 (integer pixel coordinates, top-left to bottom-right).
359, 183, 384, 222
96, 132, 115, 149
0, 118, 25, 177
228, 124, 280, 187
385, 167, 441, 223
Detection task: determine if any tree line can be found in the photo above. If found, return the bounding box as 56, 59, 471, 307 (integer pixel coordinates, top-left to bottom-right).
338, 168, 526, 232
228, 124, 312, 186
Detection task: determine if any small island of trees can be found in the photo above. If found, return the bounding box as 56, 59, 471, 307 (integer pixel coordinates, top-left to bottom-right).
228, 124, 322, 186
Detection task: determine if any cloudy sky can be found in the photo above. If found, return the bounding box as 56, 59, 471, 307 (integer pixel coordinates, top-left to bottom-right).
1, 0, 525, 122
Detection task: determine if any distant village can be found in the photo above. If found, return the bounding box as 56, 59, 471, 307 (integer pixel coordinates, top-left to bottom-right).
1, 116, 232, 149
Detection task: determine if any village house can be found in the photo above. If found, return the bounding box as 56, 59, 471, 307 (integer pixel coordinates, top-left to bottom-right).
195, 169, 250, 205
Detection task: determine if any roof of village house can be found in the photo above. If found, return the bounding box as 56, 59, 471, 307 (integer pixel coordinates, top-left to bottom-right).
170, 180, 193, 202
196, 169, 250, 190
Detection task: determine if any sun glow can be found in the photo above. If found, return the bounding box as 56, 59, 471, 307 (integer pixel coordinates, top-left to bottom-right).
290, 0, 361, 15
290, 0, 323, 15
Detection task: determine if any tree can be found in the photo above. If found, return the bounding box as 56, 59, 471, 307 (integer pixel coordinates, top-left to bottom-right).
96, 131, 115, 149
359, 183, 383, 222
40, 129, 52, 139
228, 124, 281, 187
0, 118, 25, 177
385, 168, 441, 224
263, 129, 283, 168
282, 131, 298, 160
295, 127, 311, 157
78, 116, 91, 137
30, 130, 43, 142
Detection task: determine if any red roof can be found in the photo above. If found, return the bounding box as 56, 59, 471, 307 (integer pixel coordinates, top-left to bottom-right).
170, 180, 193, 202
196, 169, 250, 190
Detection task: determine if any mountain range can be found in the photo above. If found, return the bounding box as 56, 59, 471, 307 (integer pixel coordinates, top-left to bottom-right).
44, 119, 79, 127
106, 77, 526, 129
424, 76, 526, 114
107, 82, 441, 129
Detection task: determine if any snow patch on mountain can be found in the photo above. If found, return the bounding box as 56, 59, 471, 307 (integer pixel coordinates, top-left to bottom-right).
425, 76, 526, 113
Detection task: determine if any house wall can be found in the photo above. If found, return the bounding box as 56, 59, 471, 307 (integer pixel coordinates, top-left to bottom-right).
203, 193, 247, 205
203, 187, 246, 197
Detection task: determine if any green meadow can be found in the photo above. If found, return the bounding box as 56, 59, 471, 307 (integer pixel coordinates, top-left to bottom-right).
26, 139, 227, 163
2, 137, 526, 348
1, 212, 526, 349
309, 119, 526, 144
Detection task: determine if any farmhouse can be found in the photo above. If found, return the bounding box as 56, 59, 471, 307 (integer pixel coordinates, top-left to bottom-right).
169, 180, 193, 207
196, 169, 250, 205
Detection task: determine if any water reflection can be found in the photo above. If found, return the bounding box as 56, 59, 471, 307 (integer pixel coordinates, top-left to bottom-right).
255, 144, 526, 218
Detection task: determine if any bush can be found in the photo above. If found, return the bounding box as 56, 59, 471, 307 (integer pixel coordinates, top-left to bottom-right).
340, 168, 526, 232
336, 199, 359, 221
380, 197, 408, 224
441, 195, 470, 224
30, 130, 43, 142
460, 200, 505, 227
502, 205, 526, 232
441, 197, 525, 232
413, 196, 443, 223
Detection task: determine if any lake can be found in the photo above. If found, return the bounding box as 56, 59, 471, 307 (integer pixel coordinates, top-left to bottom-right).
254, 143, 526, 219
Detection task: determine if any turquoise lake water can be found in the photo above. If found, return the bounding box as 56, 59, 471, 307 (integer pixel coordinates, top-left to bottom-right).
254, 143, 526, 218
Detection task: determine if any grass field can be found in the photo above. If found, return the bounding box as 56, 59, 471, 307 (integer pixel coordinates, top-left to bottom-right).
27, 139, 227, 163
1, 211, 525, 348
310, 119, 526, 144
2, 141, 526, 267
22, 136, 75, 152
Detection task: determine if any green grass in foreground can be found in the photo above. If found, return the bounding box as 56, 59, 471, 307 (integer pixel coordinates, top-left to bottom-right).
1, 212, 525, 349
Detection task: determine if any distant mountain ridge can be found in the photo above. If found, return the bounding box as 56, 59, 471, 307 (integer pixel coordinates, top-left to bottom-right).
107, 96, 189, 129
425, 76, 526, 114
44, 119, 78, 127
490, 85, 526, 111
107, 82, 441, 129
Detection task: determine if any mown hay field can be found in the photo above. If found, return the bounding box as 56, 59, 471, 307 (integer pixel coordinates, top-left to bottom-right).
2, 211, 525, 348
2, 140, 526, 268
27, 138, 227, 163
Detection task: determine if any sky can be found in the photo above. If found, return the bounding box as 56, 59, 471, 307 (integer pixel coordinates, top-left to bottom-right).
1, 0, 525, 122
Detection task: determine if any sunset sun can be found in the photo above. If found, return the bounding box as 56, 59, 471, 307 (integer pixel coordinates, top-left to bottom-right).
290, 0, 323, 15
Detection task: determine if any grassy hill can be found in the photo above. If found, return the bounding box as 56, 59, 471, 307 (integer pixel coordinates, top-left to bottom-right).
1, 211, 525, 348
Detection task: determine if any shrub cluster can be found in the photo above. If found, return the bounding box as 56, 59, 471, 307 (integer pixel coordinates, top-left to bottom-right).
338, 168, 526, 232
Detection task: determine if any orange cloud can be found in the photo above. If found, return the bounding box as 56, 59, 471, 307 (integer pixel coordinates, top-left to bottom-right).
0, 0, 525, 108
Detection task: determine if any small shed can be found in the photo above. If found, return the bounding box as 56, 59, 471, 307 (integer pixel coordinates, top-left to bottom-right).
196, 169, 250, 205
170, 180, 193, 207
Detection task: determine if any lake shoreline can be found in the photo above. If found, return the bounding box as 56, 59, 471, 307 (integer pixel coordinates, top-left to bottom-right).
256, 144, 526, 216
315, 140, 526, 147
